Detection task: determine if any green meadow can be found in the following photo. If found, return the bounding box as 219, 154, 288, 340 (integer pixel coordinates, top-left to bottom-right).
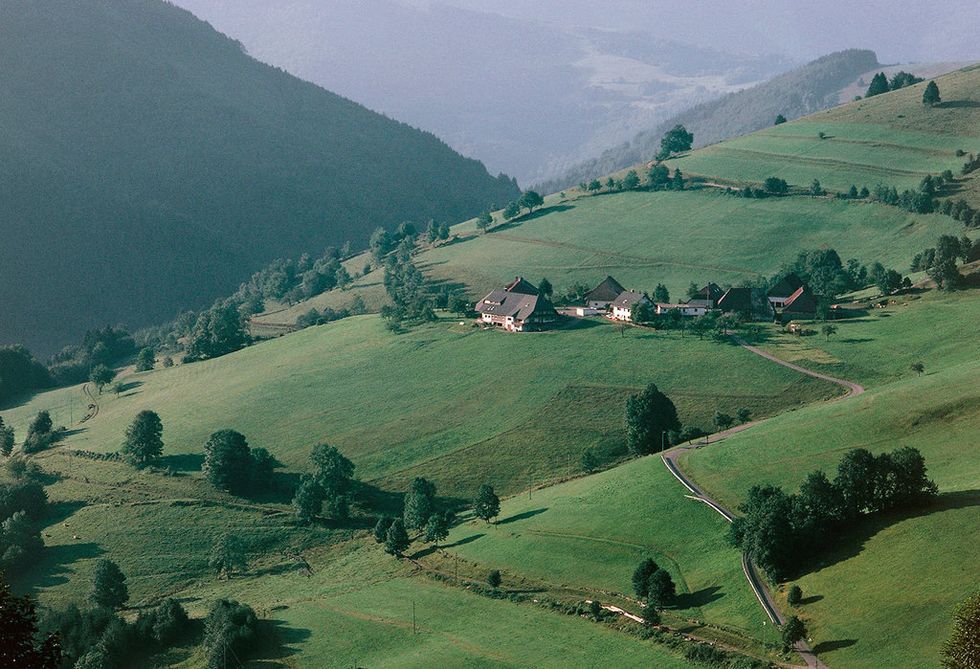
679, 288, 980, 668
5, 315, 832, 499
669, 65, 980, 201
440, 455, 767, 641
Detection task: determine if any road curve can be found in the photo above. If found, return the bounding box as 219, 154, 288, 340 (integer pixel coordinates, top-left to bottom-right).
658, 336, 866, 669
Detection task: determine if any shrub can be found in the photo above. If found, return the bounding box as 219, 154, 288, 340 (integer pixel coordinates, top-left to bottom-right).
787, 584, 803, 606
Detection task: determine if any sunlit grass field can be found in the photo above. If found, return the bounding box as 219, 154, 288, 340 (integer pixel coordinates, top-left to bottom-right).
4, 315, 833, 499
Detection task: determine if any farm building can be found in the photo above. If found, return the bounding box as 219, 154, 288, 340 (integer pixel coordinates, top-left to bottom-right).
774, 286, 818, 322
690, 283, 724, 306
767, 273, 805, 308
717, 287, 769, 320
584, 275, 626, 309
655, 302, 709, 317
610, 290, 652, 321
475, 277, 558, 331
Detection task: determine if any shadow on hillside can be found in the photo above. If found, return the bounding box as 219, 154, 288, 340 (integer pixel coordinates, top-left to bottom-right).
21, 541, 103, 594
157, 453, 204, 472
46, 500, 87, 525
837, 337, 874, 344
497, 508, 548, 525
116, 380, 143, 393
442, 533, 486, 549
799, 489, 980, 576
935, 99, 980, 109
559, 316, 605, 331
813, 638, 857, 653
490, 204, 575, 232
798, 594, 824, 605
674, 585, 725, 609
252, 618, 312, 666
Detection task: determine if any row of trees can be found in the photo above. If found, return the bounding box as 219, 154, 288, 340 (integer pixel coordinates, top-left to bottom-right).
864, 71, 923, 98
580, 165, 685, 196
730, 446, 937, 581
374, 481, 500, 558
913, 235, 973, 290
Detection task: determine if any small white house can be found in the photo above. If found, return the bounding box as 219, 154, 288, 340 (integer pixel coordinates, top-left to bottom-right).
655, 303, 709, 317
610, 290, 651, 321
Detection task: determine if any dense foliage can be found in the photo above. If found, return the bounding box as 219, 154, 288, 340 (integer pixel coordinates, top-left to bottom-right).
942, 591, 980, 669
0, 346, 52, 405
624, 383, 681, 455
202, 430, 276, 496
203, 600, 262, 669
730, 447, 937, 580
0, 573, 61, 668
121, 410, 164, 468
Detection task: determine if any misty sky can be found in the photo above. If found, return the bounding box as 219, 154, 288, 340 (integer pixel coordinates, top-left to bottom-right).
405, 0, 980, 62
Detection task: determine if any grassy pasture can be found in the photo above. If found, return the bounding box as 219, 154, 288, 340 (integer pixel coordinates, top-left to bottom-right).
418, 190, 964, 304
679, 289, 980, 668
669, 65, 980, 203
440, 454, 767, 641
758, 288, 980, 388
4, 315, 833, 499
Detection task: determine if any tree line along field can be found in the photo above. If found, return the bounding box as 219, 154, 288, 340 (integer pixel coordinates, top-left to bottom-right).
679, 289, 980, 669
667, 65, 980, 202
3, 315, 834, 501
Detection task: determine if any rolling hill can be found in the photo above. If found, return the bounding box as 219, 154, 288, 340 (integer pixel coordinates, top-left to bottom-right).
0, 0, 519, 354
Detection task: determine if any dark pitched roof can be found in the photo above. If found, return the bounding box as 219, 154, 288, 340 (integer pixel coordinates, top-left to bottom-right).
691, 283, 724, 302
611, 290, 650, 309
476, 290, 555, 321
782, 286, 818, 314
504, 276, 538, 295
768, 273, 805, 299
585, 275, 626, 302
717, 287, 753, 312
685, 299, 714, 309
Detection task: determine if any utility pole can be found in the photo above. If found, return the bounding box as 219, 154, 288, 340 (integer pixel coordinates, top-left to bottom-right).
661, 431, 666, 452
412, 600, 417, 635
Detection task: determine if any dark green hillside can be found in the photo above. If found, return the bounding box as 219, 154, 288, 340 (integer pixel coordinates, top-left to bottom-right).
0, 0, 518, 353
540, 49, 881, 191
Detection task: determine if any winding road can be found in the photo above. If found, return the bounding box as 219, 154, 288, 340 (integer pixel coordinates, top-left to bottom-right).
661, 337, 865, 669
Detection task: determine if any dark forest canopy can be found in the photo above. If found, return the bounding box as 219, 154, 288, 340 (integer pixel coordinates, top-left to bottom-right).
0, 0, 519, 354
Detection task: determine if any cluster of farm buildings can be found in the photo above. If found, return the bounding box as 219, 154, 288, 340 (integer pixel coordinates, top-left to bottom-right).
474, 274, 818, 332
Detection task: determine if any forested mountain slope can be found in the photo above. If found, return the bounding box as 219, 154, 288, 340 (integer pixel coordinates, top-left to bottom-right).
0, 0, 518, 354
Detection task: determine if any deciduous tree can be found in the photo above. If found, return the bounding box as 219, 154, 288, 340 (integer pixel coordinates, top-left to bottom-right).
942, 591, 980, 669
625, 383, 680, 456
473, 484, 500, 524
121, 410, 163, 468
209, 533, 247, 578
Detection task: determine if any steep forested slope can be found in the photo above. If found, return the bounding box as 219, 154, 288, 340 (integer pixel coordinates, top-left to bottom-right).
0, 0, 518, 354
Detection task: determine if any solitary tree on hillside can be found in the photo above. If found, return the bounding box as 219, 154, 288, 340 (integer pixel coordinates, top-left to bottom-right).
487, 569, 502, 590
941, 591, 980, 669
519, 191, 544, 214
781, 616, 807, 651
713, 412, 734, 431
89, 364, 115, 394
90, 559, 128, 609
787, 584, 803, 606
646, 569, 676, 609
922, 80, 941, 107
384, 519, 410, 556
476, 211, 493, 233
373, 517, 393, 544
424, 511, 452, 546
911, 362, 925, 376
135, 347, 155, 372
403, 477, 437, 531
473, 484, 500, 524
292, 475, 324, 524
209, 533, 247, 578
657, 124, 694, 160
625, 383, 680, 456
121, 410, 164, 468
632, 558, 660, 599
202, 429, 253, 494
821, 324, 838, 341
774, 114, 787, 125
